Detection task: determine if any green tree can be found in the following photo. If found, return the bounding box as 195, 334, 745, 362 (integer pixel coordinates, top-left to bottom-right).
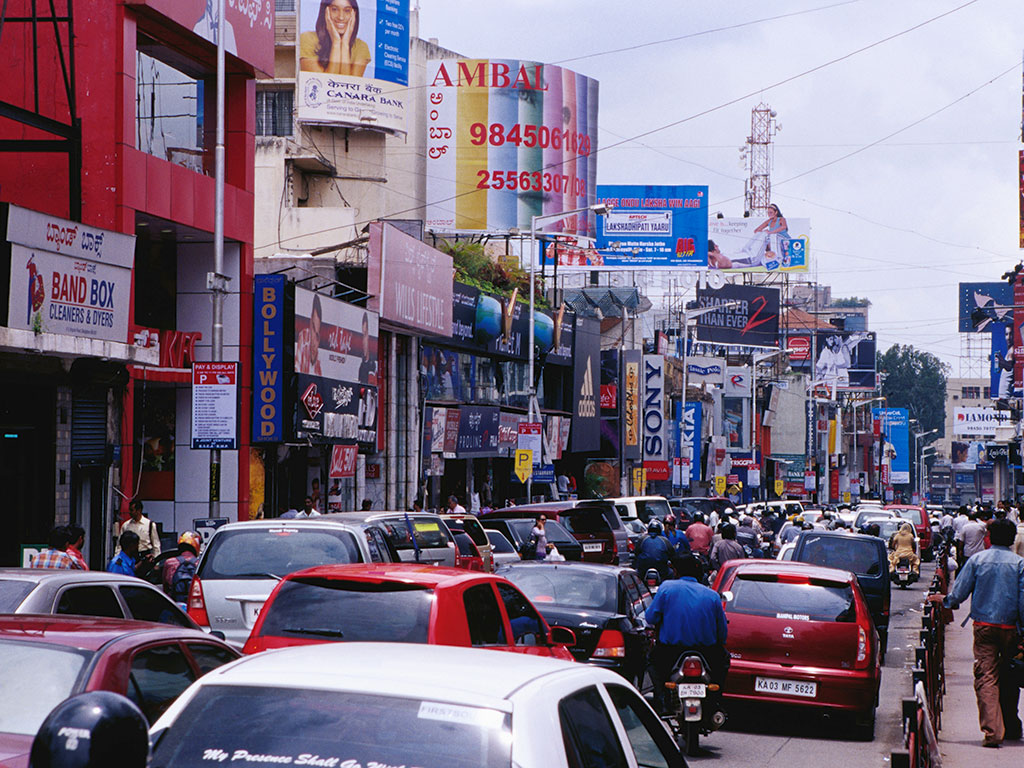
877, 344, 949, 436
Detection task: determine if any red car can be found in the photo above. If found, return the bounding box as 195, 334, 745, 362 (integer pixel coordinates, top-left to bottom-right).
0, 615, 239, 768
712, 560, 882, 738
884, 504, 933, 560
242, 563, 576, 660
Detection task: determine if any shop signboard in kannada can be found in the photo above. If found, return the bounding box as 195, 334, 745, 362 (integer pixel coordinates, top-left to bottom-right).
707, 215, 810, 273
426, 59, 599, 235
590, 185, 709, 269
694, 284, 780, 348
297, 0, 410, 134
7, 205, 135, 344
191, 362, 238, 450
456, 406, 500, 458
294, 287, 378, 446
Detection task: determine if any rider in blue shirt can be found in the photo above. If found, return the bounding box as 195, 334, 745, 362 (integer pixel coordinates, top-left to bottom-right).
107, 530, 140, 576
664, 516, 692, 556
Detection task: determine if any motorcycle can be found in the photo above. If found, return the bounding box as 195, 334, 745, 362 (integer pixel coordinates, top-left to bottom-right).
644, 568, 662, 594
891, 556, 918, 589
661, 650, 727, 756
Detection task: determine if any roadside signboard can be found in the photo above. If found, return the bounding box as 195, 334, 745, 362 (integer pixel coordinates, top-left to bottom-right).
518, 422, 543, 465
191, 362, 238, 450
515, 449, 534, 483
193, 518, 229, 550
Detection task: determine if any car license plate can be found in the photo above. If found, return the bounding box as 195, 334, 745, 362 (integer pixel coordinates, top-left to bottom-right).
755, 677, 817, 698
582, 542, 604, 553
677, 683, 706, 697
242, 602, 264, 627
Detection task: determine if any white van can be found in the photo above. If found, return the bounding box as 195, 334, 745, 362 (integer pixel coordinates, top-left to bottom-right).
603, 496, 673, 524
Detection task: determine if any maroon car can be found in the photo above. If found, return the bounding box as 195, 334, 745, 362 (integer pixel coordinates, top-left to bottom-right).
0, 615, 239, 768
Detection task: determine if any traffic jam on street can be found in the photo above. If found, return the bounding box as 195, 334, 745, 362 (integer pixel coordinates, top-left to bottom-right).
2, 1, 1024, 767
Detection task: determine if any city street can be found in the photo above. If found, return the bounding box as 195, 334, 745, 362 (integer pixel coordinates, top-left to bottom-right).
689, 567, 933, 767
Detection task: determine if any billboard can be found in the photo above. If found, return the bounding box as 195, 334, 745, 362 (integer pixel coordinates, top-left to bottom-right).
707, 213, 810, 273
990, 321, 1015, 400
642, 354, 668, 480
425, 59, 599, 235
571, 317, 601, 452
367, 222, 453, 335
7, 205, 135, 344
128, 0, 275, 73
694, 284, 781, 348
590, 185, 708, 269
958, 282, 1012, 333
297, 0, 411, 134
873, 407, 909, 484
252, 274, 286, 442
294, 287, 379, 446
951, 440, 987, 470
814, 331, 876, 390
1020, 150, 1023, 249
685, 356, 726, 388
622, 349, 642, 459
953, 406, 1013, 436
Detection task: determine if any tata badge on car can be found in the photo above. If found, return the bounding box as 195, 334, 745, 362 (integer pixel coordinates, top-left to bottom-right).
643, 354, 668, 480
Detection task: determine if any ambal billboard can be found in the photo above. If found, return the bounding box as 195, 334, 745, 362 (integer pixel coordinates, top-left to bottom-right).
708, 213, 810, 273
426, 59, 599, 235
297, 0, 411, 134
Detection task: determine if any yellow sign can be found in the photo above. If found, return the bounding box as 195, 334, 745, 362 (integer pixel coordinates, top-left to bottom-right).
714, 475, 727, 495
843, 491, 851, 504
774, 479, 784, 496
625, 361, 639, 448
632, 467, 645, 495
514, 450, 533, 483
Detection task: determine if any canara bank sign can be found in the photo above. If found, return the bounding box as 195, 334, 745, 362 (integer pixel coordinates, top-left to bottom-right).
953, 406, 1012, 436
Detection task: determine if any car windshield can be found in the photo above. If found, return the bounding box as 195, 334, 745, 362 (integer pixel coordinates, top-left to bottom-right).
0, 579, 35, 611
486, 532, 516, 554
151, 686, 512, 768
637, 499, 671, 521
377, 517, 451, 550
891, 508, 922, 525
258, 578, 433, 643
560, 509, 610, 535
726, 574, 856, 622
0, 640, 91, 735
503, 568, 617, 612
198, 528, 362, 580
508, 519, 576, 547
797, 535, 884, 576
453, 532, 479, 557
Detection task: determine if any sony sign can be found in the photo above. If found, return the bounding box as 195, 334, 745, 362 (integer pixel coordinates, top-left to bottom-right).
643, 354, 669, 480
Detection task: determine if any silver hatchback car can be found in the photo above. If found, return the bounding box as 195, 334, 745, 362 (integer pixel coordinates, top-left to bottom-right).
186, 518, 397, 647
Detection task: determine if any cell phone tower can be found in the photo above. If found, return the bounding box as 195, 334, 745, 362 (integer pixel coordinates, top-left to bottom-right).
742, 103, 780, 218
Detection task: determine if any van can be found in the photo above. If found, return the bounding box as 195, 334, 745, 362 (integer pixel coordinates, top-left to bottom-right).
325, 511, 457, 567
439, 513, 494, 572
604, 496, 673, 524
790, 530, 891, 660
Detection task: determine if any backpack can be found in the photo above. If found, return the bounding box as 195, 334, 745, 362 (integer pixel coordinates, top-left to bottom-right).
170, 556, 197, 603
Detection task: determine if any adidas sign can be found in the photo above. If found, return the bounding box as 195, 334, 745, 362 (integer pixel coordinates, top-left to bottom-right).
578, 357, 596, 418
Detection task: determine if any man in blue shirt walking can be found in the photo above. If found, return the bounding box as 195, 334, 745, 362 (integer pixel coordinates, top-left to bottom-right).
933, 518, 1024, 747
647, 555, 728, 713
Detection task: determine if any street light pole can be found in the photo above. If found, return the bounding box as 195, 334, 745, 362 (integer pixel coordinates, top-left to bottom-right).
527, 203, 611, 502
751, 350, 783, 501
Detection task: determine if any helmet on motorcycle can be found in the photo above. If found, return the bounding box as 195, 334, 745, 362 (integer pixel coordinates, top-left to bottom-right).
664, 513, 676, 525
692, 512, 705, 524
30, 692, 148, 768
177, 530, 202, 555
647, 519, 664, 536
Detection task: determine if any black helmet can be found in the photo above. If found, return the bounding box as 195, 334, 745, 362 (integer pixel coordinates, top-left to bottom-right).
647, 519, 663, 536
30, 692, 149, 768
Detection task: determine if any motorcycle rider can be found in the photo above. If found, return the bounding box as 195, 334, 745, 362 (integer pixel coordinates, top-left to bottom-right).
710, 523, 747, 572
664, 516, 692, 556
636, 520, 676, 580
686, 512, 714, 556
888, 521, 920, 575
647, 554, 729, 713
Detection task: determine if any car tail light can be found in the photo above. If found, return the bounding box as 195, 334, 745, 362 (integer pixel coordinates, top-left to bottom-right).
855, 624, 869, 668
628, 539, 635, 552
682, 655, 705, 678
592, 629, 626, 658
187, 577, 210, 627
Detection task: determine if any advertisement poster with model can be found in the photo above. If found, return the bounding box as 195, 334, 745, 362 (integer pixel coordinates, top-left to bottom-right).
872, 407, 910, 484
707, 208, 810, 273
297, 0, 411, 133
426, 59, 599, 235
814, 331, 876, 390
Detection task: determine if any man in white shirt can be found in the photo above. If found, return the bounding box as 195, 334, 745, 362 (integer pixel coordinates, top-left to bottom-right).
293, 496, 321, 518
447, 495, 467, 516
116, 500, 161, 558
957, 512, 989, 560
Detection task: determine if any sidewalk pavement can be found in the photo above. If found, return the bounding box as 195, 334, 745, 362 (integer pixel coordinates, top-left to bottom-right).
937, 594, 1023, 764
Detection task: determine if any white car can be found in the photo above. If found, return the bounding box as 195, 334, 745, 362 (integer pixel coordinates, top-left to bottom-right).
149, 643, 686, 768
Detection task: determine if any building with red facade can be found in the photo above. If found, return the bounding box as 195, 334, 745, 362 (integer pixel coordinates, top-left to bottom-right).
0, 1, 269, 566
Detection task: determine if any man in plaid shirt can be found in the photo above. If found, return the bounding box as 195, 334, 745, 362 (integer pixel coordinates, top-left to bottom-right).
30, 526, 82, 570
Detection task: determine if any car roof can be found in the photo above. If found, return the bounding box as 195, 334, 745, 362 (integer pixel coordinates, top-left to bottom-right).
192, 642, 586, 708
724, 559, 857, 584
496, 561, 632, 578
603, 496, 667, 503
281, 562, 499, 588
0, 569, 157, 585
212, 518, 369, 532
0, 614, 213, 650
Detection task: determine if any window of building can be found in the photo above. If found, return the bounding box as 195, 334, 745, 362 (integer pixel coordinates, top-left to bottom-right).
256, 89, 294, 137
983, 387, 991, 399
961, 386, 981, 400
136, 36, 206, 172
275, 0, 296, 10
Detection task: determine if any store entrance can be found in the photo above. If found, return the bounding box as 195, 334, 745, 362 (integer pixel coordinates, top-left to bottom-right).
0, 428, 44, 566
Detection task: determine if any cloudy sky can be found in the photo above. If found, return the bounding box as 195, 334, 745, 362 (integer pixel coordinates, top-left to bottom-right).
418, 0, 1023, 372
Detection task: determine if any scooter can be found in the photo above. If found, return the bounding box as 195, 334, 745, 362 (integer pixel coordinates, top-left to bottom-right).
661, 650, 727, 756
891, 556, 919, 589
644, 568, 662, 594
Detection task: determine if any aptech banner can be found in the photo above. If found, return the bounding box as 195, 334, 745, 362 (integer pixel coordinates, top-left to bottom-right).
872, 407, 909, 485
694, 284, 780, 348
708, 214, 810, 273
591, 185, 708, 269
426, 59, 599, 235
297, 0, 411, 134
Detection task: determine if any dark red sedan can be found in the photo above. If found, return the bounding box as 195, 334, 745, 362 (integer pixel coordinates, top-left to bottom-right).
242, 563, 575, 660
712, 560, 882, 738
0, 615, 239, 768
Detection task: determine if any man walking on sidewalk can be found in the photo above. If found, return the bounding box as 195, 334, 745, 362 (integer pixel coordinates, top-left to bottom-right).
933, 518, 1024, 747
